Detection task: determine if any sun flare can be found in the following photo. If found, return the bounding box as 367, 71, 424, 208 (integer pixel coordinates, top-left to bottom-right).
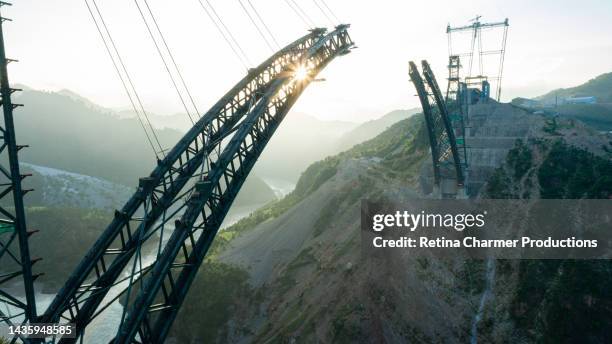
293, 65, 309, 81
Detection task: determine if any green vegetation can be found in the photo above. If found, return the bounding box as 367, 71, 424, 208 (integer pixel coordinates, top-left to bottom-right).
345, 115, 428, 174
336, 109, 419, 151
456, 260, 487, 294
24, 207, 112, 292
171, 261, 252, 343
221, 115, 427, 244
294, 157, 341, 199
233, 175, 277, 207
539, 140, 612, 198
538, 72, 612, 104
485, 139, 612, 343
331, 303, 364, 343
512, 260, 612, 343
486, 167, 514, 199
16, 89, 182, 186
506, 140, 533, 179
533, 72, 612, 130
543, 117, 561, 135
174, 114, 428, 342
556, 104, 612, 131
487, 139, 612, 199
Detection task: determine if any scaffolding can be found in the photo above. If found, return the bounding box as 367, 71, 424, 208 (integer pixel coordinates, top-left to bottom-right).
447, 16, 509, 102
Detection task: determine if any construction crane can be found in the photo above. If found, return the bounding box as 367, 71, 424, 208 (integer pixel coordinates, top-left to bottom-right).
447, 16, 509, 101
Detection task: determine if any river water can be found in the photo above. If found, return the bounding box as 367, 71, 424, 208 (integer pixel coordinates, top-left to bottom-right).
470, 258, 496, 344
1, 178, 296, 342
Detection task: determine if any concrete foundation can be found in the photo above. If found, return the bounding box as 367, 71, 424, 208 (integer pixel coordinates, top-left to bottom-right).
419, 101, 544, 198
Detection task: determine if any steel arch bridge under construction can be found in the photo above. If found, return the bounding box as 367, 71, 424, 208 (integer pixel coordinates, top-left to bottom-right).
409, 60, 466, 197
1, 25, 353, 344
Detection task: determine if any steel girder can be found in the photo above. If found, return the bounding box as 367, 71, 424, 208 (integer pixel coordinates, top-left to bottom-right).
110, 25, 353, 344
444, 56, 469, 176
421, 61, 464, 186
409, 60, 464, 188
0, 3, 40, 343
41, 26, 352, 344
40, 30, 328, 333
409, 61, 441, 185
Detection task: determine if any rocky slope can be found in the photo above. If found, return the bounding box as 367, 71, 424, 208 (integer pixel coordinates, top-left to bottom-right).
172, 114, 485, 343
170, 102, 612, 343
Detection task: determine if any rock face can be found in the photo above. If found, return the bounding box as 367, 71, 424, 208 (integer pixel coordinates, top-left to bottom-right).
218, 157, 478, 343
418, 101, 544, 196
173, 103, 612, 343
464, 101, 544, 194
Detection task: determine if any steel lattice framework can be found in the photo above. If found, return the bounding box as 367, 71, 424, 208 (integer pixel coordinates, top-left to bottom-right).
444, 55, 468, 176
409, 60, 464, 190
38, 26, 353, 344
447, 16, 509, 101
0, 2, 40, 343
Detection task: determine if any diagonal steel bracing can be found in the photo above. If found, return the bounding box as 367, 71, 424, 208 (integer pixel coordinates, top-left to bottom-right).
43, 25, 352, 344
409, 61, 441, 185
111, 26, 353, 344
409, 60, 464, 190
421, 60, 464, 186
41, 29, 326, 330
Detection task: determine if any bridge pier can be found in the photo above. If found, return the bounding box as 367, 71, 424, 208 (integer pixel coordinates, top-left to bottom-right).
429, 178, 469, 199
439, 178, 458, 198
456, 185, 468, 199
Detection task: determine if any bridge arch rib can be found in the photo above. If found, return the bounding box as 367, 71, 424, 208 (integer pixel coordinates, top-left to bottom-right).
409, 60, 465, 194
44, 26, 353, 344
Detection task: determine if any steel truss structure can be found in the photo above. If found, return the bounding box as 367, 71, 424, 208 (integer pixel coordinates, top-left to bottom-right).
444, 55, 468, 174
409, 60, 464, 191
446, 16, 509, 101
37, 26, 353, 344
0, 2, 40, 343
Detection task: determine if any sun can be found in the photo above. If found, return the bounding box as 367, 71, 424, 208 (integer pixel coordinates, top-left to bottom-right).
293, 65, 309, 81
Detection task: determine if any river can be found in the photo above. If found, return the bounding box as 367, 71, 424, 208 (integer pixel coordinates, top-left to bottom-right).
1, 178, 296, 342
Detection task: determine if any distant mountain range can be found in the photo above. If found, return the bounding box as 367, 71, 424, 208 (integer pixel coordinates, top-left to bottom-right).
14, 86, 415, 183
536, 72, 612, 104
516, 72, 612, 131
12, 88, 276, 208
251, 109, 418, 181
335, 108, 420, 152
11, 87, 416, 211
13, 88, 181, 186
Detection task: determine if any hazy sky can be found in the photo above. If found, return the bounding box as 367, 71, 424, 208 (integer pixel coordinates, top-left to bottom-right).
4, 0, 612, 122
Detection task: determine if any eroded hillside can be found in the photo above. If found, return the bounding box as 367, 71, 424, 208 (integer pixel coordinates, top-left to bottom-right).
170, 104, 612, 343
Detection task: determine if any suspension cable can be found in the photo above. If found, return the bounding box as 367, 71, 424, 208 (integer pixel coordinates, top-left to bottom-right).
246, 0, 280, 48
205, 0, 252, 65
290, 0, 316, 28
90, 0, 164, 157
85, 0, 162, 158
134, 0, 195, 125
196, 0, 251, 69
237, 0, 275, 52
312, 0, 333, 27
320, 0, 340, 23
142, 0, 201, 119
283, 0, 312, 29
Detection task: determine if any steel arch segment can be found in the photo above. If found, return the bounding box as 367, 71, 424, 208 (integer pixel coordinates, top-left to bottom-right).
42, 31, 326, 328
421, 60, 464, 185
112, 27, 354, 344
409, 61, 440, 185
